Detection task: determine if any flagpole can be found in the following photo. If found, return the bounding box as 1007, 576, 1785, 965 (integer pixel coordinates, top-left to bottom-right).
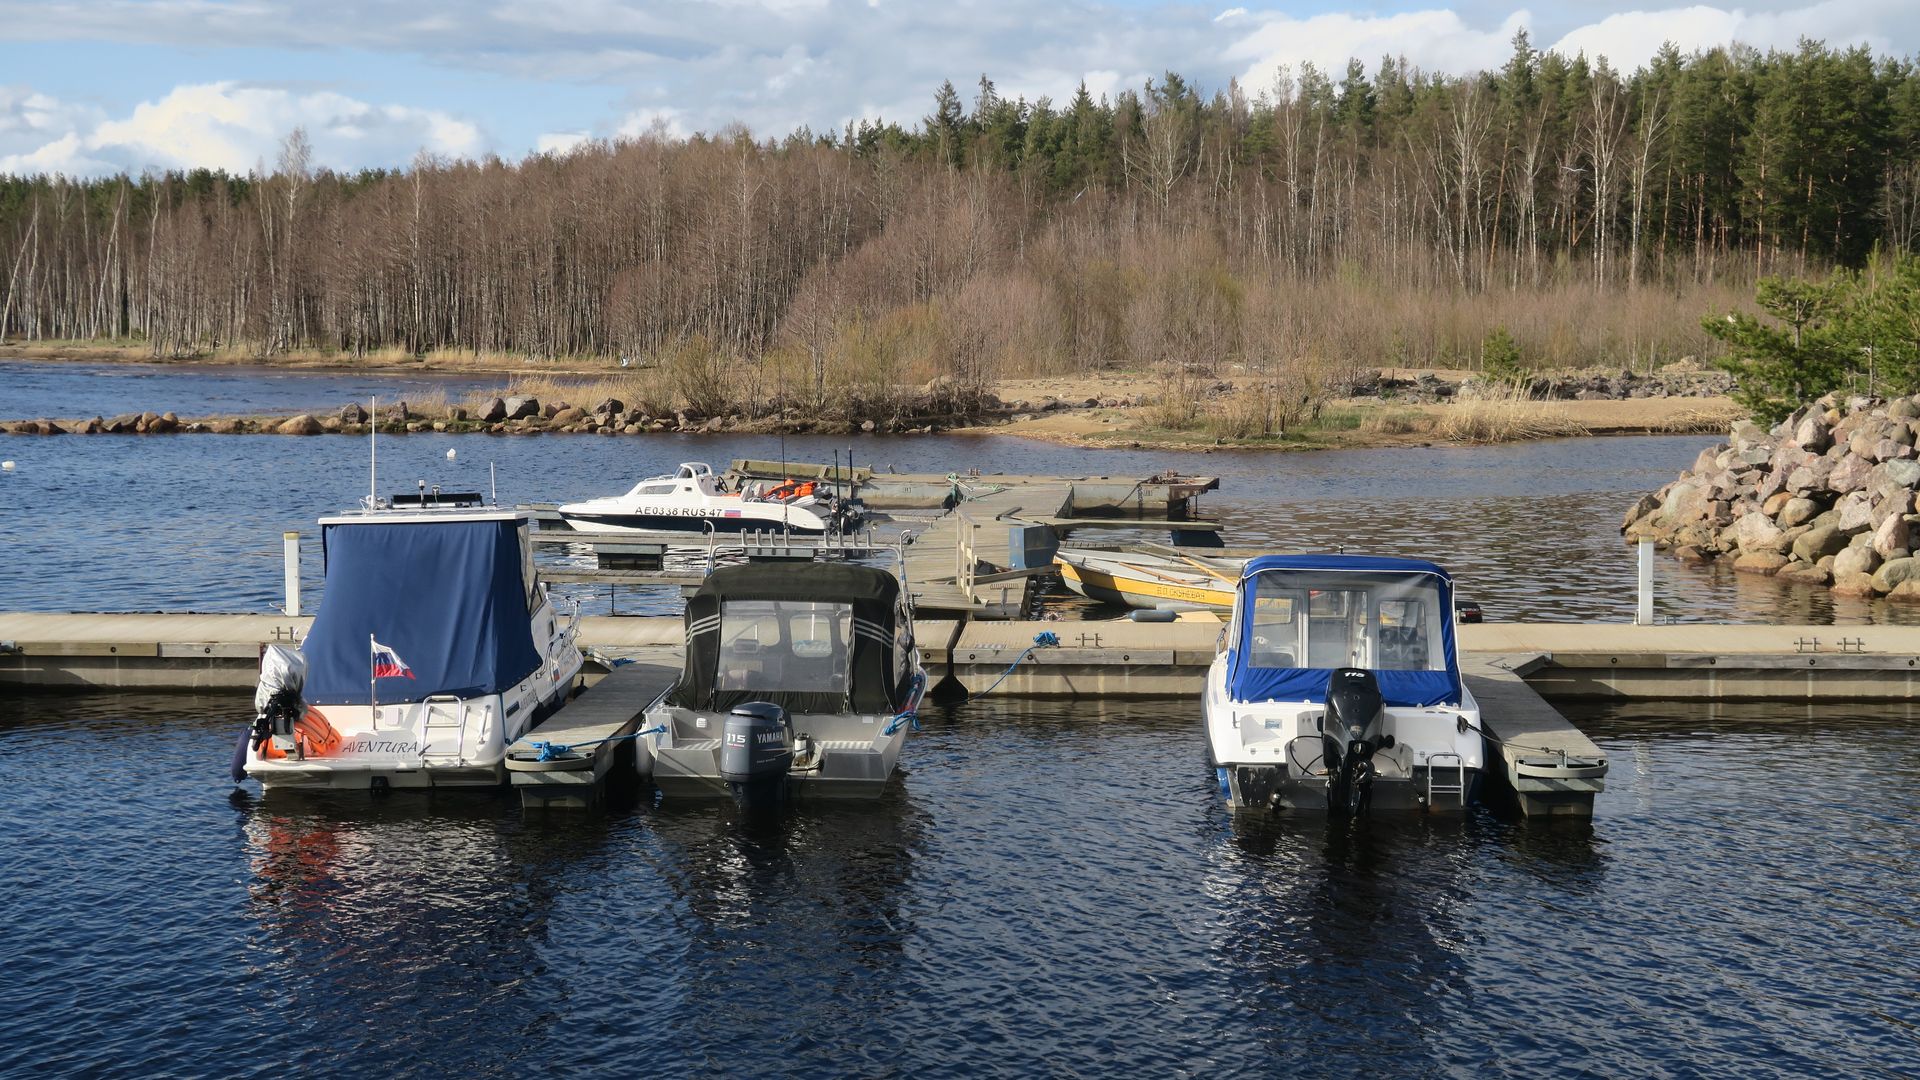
369, 633, 377, 728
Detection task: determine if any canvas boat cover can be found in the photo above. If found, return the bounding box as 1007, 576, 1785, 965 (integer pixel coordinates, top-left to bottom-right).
671, 562, 910, 715
303, 518, 541, 705
1225, 553, 1461, 708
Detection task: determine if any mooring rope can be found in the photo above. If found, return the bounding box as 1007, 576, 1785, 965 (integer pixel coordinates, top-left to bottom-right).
968, 631, 1061, 699
528, 724, 666, 762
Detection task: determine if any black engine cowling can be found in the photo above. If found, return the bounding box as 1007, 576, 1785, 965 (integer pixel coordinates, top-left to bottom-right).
1319, 668, 1393, 815
720, 702, 794, 804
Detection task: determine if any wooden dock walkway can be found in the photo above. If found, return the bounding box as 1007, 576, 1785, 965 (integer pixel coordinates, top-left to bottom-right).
901, 481, 1074, 616
505, 661, 678, 808
1462, 653, 1609, 817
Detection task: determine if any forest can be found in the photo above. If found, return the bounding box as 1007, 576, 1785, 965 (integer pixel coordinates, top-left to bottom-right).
3, 34, 1920, 423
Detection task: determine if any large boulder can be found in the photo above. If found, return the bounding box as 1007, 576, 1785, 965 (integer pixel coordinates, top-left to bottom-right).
1733, 513, 1789, 554
1792, 414, 1832, 452
1826, 454, 1874, 494
503, 396, 540, 420
340, 402, 368, 424
1776, 497, 1821, 528
1791, 524, 1849, 563
550, 406, 588, 427
1872, 458, 1920, 490
1834, 491, 1876, 533
1834, 544, 1880, 579
479, 397, 508, 423
1870, 556, 1920, 594
1733, 551, 1791, 575
1873, 513, 1911, 559
277, 414, 324, 435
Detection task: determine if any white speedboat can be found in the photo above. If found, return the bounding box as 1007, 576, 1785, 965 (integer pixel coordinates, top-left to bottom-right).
557, 461, 853, 534
1202, 554, 1484, 814
1054, 548, 1242, 611
235, 495, 583, 791
638, 562, 924, 803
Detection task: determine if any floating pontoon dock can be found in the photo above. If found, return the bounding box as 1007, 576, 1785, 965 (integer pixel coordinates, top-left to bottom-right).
505, 661, 677, 809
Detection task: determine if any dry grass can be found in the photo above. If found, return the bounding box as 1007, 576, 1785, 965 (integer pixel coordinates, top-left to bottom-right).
1437, 394, 1591, 443
1649, 403, 1745, 433
1359, 409, 1433, 435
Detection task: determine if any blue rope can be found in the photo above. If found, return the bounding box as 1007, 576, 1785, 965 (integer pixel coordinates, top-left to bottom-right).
969, 632, 1060, 699
883, 671, 929, 735
531, 724, 666, 761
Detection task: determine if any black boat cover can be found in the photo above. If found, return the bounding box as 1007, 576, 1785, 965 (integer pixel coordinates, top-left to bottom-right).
671, 562, 909, 715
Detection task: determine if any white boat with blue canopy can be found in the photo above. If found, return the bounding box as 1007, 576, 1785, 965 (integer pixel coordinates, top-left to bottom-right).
1202, 553, 1484, 814
235, 498, 583, 791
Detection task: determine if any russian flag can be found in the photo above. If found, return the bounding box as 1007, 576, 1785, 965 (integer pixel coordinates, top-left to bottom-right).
371, 638, 415, 680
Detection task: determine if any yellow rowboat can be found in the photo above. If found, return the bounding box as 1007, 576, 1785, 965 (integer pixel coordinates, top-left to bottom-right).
1053, 549, 1244, 611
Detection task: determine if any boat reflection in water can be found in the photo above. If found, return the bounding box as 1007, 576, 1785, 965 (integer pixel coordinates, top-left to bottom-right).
1203, 810, 1605, 1071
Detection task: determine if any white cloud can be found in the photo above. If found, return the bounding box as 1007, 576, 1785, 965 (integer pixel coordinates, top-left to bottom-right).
0, 82, 486, 176
536, 130, 593, 155
0, 1, 1915, 173
1546, 1, 1901, 70
1225, 8, 1531, 85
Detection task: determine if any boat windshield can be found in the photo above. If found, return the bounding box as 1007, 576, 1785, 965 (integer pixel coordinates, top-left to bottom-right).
1244, 570, 1448, 672
715, 599, 853, 694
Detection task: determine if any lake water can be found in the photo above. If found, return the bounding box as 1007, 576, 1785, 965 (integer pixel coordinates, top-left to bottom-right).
0, 418, 1909, 623
0, 358, 519, 420
1, 691, 1913, 1077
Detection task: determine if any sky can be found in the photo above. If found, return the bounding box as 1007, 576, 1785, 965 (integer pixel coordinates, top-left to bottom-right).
0, 0, 1912, 177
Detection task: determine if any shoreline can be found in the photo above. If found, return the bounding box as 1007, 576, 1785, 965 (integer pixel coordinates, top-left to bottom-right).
0, 346, 1744, 452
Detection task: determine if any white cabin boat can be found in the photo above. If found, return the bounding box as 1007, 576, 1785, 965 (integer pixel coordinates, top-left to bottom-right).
236, 497, 583, 791
556, 462, 851, 535
1202, 554, 1484, 814
638, 562, 924, 803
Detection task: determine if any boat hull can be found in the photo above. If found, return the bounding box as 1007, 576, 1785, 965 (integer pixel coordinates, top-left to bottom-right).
1055, 553, 1234, 611
559, 510, 829, 535
641, 705, 914, 802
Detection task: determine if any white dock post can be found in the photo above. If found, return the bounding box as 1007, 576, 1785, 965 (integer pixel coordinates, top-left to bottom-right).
1635, 539, 1654, 625
283, 531, 302, 617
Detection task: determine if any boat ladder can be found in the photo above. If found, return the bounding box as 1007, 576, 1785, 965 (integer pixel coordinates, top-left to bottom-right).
1424, 751, 1466, 808
420, 695, 472, 765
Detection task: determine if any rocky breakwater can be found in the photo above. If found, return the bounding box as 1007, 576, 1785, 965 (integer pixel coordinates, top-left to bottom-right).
1621, 393, 1920, 598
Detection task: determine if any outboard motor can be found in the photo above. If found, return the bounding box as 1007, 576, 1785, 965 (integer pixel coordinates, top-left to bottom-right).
250, 645, 309, 758
1319, 668, 1394, 815
719, 702, 794, 806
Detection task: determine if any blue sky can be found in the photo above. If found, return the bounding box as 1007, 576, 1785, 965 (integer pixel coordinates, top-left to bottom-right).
1, 0, 1911, 176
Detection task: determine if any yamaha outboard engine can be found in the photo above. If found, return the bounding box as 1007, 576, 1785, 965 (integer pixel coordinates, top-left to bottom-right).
720, 702, 794, 806
1319, 668, 1393, 815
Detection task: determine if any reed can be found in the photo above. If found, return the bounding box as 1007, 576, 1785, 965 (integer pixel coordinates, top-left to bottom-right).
1436, 393, 1591, 443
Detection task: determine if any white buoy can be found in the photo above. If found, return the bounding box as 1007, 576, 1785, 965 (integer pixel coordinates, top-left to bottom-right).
446, 448, 457, 461
1, 461, 14, 472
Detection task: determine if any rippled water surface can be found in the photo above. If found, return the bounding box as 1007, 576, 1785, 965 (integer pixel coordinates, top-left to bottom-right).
1, 359, 517, 420
2, 419, 1908, 622
2, 692, 1914, 1076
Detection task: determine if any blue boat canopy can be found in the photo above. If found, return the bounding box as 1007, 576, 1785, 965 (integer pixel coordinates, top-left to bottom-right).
1225, 553, 1460, 707
302, 518, 541, 705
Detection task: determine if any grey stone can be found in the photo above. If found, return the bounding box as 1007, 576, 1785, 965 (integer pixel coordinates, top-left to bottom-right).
480, 397, 508, 423
1836, 491, 1876, 533
1871, 556, 1920, 593
503, 396, 540, 420
1733, 513, 1788, 553
277, 414, 323, 436
1777, 497, 1821, 528
1876, 459, 1920, 489
1793, 414, 1832, 452
1834, 545, 1881, 579
1791, 524, 1849, 562
1827, 454, 1874, 494
1874, 513, 1911, 559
